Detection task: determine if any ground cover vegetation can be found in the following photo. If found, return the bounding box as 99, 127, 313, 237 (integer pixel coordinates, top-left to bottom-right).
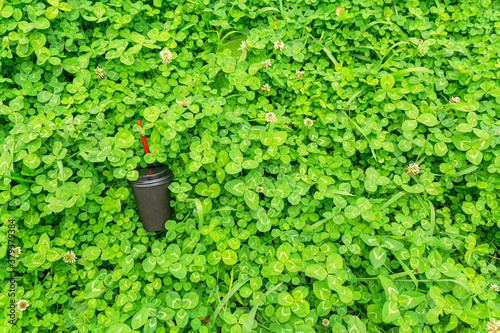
1, 0, 500, 332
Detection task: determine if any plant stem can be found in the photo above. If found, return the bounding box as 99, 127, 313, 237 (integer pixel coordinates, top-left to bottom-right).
0, 174, 35, 183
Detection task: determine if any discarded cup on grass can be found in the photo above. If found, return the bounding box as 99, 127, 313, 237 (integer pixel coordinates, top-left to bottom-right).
129, 164, 174, 232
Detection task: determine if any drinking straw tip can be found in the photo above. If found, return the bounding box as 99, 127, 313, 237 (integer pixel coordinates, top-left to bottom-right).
136, 120, 149, 155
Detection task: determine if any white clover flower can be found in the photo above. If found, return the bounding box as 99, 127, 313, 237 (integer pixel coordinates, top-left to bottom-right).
274, 41, 284, 51
17, 299, 29, 311
256, 186, 264, 193
9, 247, 21, 258
160, 49, 172, 63
304, 118, 313, 127
261, 59, 271, 67
240, 40, 250, 50
0, 100, 3, 105
491, 284, 500, 292
322, 319, 330, 326
406, 163, 420, 176
487, 319, 500, 333
94, 67, 105, 79
449, 96, 460, 104
63, 250, 77, 264
296, 70, 305, 78
261, 84, 271, 94
265, 112, 277, 123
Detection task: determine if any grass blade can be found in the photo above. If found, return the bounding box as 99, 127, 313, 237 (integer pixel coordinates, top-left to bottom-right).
64, 156, 96, 176
394, 254, 418, 288
440, 232, 470, 239
415, 137, 429, 163
352, 53, 372, 62
347, 89, 364, 105
366, 20, 396, 29
0, 174, 35, 184
427, 199, 436, 236
330, 190, 354, 196
391, 67, 434, 78
415, 195, 430, 217
262, 231, 286, 246
379, 41, 409, 68
241, 282, 284, 333
346, 114, 379, 163
346, 46, 376, 51
322, 47, 338, 65
57, 160, 65, 184
193, 198, 204, 229
212, 278, 250, 326
179, 23, 196, 32
449, 166, 478, 178
384, 41, 408, 55
380, 191, 406, 211
220, 30, 244, 43
395, 279, 473, 295
255, 7, 280, 16
303, 218, 328, 232
208, 281, 225, 299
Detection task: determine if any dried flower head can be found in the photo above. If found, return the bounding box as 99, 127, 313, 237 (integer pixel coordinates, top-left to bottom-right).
261, 59, 271, 67
336, 7, 345, 16
176, 100, 186, 107
491, 284, 500, 292
10, 247, 21, 258
94, 67, 105, 79
160, 49, 172, 63
63, 250, 77, 264
261, 84, 271, 94
417, 39, 424, 44
265, 112, 277, 123
256, 186, 264, 193
296, 70, 305, 78
304, 118, 313, 127
17, 299, 29, 311
487, 319, 500, 333
274, 41, 284, 51
322, 319, 330, 326
240, 40, 250, 50
406, 163, 420, 176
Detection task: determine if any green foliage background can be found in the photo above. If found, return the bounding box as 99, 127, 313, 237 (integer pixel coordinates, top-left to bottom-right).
1, 0, 500, 332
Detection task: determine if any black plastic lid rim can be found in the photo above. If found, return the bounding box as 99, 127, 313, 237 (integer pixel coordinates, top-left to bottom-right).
130, 175, 173, 187
129, 163, 174, 187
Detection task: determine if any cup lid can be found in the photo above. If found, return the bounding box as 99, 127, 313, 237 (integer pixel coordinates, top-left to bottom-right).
131, 164, 174, 186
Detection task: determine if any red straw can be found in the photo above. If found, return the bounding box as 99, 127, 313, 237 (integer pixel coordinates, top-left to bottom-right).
136, 120, 149, 154
136, 120, 153, 175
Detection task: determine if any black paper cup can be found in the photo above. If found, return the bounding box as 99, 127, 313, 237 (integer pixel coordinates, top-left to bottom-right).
129, 164, 174, 232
